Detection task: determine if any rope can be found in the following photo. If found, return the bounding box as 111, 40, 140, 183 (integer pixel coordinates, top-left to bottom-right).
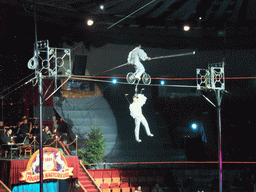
107, 0, 156, 29
42, 139, 57, 147
71, 75, 256, 81
0, 73, 35, 98
34, 137, 77, 147
35, 139, 57, 147
12, 140, 34, 148
19, 141, 35, 148
72, 76, 197, 88
90, 161, 256, 166
63, 138, 77, 146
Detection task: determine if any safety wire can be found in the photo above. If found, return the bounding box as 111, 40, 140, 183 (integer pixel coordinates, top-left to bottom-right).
71, 76, 197, 88
0, 72, 36, 99
107, 0, 156, 29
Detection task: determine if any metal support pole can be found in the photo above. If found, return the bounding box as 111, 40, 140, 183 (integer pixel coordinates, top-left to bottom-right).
216, 90, 222, 192
39, 72, 43, 192
1, 97, 3, 121
33, 136, 36, 153
76, 135, 78, 156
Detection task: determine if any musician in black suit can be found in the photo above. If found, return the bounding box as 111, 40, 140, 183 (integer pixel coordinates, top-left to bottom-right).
0, 121, 5, 143
1, 128, 19, 158
42, 126, 52, 144
0, 121, 4, 131
18, 117, 31, 142
1, 128, 13, 145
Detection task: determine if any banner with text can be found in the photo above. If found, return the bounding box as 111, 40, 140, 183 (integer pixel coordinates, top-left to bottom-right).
20, 147, 73, 183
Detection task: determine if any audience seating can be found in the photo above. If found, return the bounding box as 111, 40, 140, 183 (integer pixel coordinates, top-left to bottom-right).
130, 182, 138, 192
128, 169, 138, 187
94, 170, 103, 187
100, 183, 111, 192
120, 182, 130, 192
87, 168, 165, 192
103, 170, 112, 186
88, 169, 95, 179
112, 170, 121, 185
110, 183, 120, 192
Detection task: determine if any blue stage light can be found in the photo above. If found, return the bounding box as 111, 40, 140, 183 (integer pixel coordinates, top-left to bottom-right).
160, 80, 165, 85
191, 123, 197, 129
112, 79, 117, 84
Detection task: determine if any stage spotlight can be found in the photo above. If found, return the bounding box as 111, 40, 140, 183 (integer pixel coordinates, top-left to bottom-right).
160, 80, 165, 85
100, 4, 104, 10
112, 79, 117, 84
87, 18, 94, 26
191, 123, 197, 129
183, 25, 190, 31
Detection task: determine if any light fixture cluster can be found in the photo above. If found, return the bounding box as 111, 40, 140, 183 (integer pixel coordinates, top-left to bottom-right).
111, 79, 168, 85
86, 4, 105, 26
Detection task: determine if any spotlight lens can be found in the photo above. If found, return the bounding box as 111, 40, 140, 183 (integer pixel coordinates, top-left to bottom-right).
191, 123, 197, 129
183, 25, 190, 31
87, 19, 94, 26
100, 4, 104, 10
112, 79, 117, 84
160, 80, 165, 85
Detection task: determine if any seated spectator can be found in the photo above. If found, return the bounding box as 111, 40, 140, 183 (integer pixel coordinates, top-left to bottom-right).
135, 186, 142, 192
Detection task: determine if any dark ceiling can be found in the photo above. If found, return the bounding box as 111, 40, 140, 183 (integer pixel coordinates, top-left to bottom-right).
1, 0, 256, 50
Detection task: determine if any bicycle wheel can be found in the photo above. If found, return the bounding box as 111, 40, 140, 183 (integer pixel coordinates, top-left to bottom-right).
126, 72, 136, 84
142, 73, 151, 85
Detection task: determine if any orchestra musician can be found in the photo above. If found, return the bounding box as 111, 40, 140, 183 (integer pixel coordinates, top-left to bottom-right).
42, 125, 53, 144
1, 128, 14, 145
30, 124, 40, 138
1, 128, 20, 158
0, 121, 13, 143
0, 121, 4, 132
18, 117, 31, 143
0, 121, 5, 141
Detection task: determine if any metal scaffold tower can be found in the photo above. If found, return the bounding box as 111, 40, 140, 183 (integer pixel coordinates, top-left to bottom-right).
197, 61, 225, 192
27, 40, 72, 192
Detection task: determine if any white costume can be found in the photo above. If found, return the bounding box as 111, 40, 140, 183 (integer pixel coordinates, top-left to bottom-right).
129, 94, 153, 142
127, 47, 149, 79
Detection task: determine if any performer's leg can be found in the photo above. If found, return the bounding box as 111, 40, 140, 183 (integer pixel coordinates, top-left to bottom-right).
141, 115, 153, 137
134, 63, 145, 79
134, 118, 142, 142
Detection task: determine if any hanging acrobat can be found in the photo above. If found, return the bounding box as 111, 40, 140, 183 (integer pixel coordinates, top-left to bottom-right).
127, 89, 154, 142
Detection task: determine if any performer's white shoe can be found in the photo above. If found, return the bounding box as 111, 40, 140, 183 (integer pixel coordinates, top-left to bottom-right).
136, 139, 142, 142
148, 134, 154, 137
